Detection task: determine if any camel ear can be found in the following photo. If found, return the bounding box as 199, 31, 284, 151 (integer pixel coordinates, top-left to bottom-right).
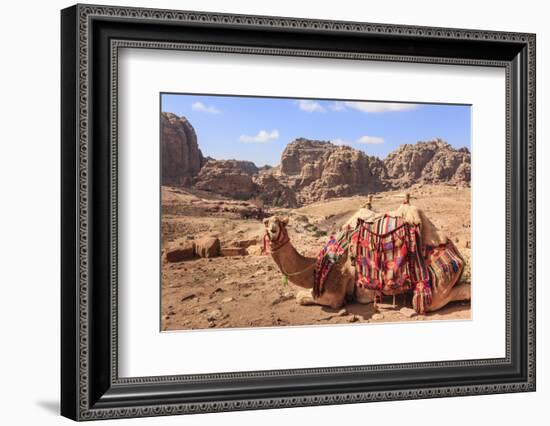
263, 219, 269, 227
281, 217, 289, 225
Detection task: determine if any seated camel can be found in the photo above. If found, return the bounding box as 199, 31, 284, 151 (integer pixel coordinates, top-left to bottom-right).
264, 201, 471, 313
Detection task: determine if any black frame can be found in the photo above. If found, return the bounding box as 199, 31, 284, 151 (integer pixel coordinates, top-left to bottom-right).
61, 4, 536, 421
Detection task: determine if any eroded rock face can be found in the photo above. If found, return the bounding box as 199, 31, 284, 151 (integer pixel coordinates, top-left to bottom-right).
194, 160, 258, 200
161, 112, 205, 186
276, 139, 387, 204
253, 173, 299, 208
162, 112, 471, 206
384, 139, 470, 186
222, 160, 259, 176
280, 139, 335, 175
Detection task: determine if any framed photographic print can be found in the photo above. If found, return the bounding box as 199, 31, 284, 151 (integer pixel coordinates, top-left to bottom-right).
61, 4, 536, 421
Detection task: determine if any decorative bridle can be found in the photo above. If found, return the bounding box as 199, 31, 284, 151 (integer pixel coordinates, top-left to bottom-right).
261, 221, 315, 285
262, 222, 290, 254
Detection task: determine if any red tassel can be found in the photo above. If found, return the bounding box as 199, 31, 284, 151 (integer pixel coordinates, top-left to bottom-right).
412, 281, 432, 314
261, 232, 269, 255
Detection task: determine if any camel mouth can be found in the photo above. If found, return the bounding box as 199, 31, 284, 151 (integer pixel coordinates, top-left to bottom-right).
266, 227, 280, 241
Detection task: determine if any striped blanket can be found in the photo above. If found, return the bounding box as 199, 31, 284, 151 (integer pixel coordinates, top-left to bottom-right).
313, 215, 464, 313
352, 217, 431, 312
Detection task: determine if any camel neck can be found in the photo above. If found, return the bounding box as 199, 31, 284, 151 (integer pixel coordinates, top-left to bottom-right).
270, 238, 316, 289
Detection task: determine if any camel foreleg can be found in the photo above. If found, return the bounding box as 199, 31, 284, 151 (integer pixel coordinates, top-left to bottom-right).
296, 289, 346, 310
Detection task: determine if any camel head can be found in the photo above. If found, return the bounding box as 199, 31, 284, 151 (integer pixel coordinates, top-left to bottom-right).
263, 216, 289, 242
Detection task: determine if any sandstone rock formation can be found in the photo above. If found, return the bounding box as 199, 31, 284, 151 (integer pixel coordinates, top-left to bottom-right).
189, 137, 470, 206
229, 160, 259, 175
164, 238, 196, 263
275, 139, 387, 204
220, 247, 248, 257
161, 112, 205, 186
384, 139, 470, 187
161, 112, 471, 206
253, 173, 299, 208
280, 138, 334, 175
194, 237, 221, 258
194, 159, 258, 200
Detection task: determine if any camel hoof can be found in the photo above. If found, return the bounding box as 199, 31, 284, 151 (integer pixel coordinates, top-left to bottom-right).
296, 290, 315, 305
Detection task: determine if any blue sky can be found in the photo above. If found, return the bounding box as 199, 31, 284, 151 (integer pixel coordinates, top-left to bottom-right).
161, 94, 471, 167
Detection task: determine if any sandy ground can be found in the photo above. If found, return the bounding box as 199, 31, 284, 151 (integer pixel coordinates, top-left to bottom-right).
161, 184, 471, 331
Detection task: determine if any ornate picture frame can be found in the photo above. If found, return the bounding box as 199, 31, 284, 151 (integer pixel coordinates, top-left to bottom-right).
61, 4, 535, 421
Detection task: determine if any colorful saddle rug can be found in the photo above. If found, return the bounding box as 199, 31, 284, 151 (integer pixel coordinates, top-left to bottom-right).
313, 215, 438, 314
313, 215, 465, 314
424, 240, 464, 296
313, 225, 353, 298
352, 216, 431, 310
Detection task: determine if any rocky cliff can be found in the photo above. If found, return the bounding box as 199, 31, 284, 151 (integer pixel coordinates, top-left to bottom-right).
384, 139, 470, 186
161, 112, 205, 186
276, 139, 387, 204
194, 160, 258, 200
161, 113, 471, 206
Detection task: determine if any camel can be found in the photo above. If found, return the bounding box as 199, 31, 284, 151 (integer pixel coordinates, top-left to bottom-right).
264, 197, 471, 313
263, 215, 357, 309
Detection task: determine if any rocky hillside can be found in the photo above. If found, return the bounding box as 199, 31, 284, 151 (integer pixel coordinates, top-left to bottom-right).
194, 160, 258, 200
384, 139, 470, 186
161, 112, 205, 186
161, 113, 471, 206
276, 138, 387, 204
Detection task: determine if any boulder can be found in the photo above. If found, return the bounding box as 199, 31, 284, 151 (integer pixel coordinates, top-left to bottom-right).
194, 237, 221, 258
164, 239, 195, 262
220, 247, 247, 257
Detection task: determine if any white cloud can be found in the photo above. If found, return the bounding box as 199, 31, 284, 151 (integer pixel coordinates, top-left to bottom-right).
343, 101, 418, 113
329, 102, 346, 111
191, 101, 221, 114
356, 135, 385, 145
240, 129, 280, 143
297, 99, 418, 114
297, 99, 326, 113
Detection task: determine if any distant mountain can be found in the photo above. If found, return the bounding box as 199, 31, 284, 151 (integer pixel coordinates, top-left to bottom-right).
160, 112, 470, 206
